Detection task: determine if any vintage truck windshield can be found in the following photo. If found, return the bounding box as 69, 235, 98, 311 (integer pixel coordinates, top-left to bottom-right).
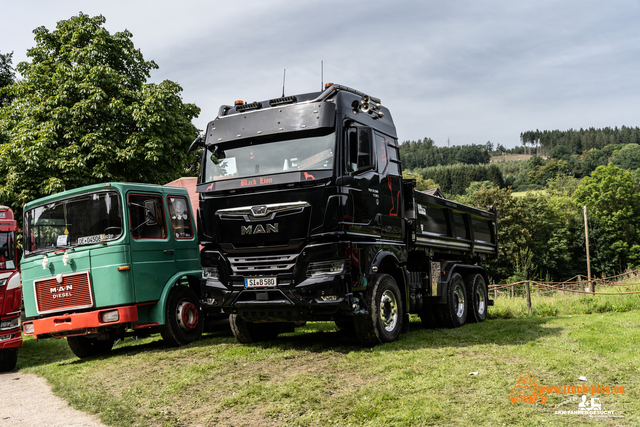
24, 191, 123, 257
0, 232, 16, 270
203, 132, 335, 182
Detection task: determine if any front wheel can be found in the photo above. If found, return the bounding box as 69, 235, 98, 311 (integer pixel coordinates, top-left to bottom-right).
160, 286, 204, 347
229, 315, 282, 344
0, 349, 18, 371
354, 274, 404, 345
67, 336, 114, 358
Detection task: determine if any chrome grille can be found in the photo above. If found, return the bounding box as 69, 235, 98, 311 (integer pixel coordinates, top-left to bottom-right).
34, 271, 94, 314
228, 254, 298, 275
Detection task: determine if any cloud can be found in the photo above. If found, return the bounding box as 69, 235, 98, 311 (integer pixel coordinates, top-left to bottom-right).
3, 0, 640, 147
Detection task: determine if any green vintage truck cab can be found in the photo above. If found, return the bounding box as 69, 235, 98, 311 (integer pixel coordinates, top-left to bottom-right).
21, 182, 203, 358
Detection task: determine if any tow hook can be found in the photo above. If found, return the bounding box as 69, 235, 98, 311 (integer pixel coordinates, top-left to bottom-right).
352, 297, 367, 315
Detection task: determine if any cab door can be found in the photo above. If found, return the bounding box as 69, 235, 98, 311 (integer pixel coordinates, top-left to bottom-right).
343, 124, 382, 235
128, 192, 176, 303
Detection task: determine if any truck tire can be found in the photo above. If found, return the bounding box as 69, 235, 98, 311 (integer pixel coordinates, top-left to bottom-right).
0, 349, 18, 372
67, 336, 114, 358
160, 286, 204, 347
466, 274, 488, 323
353, 274, 403, 345
437, 272, 467, 328
229, 314, 282, 344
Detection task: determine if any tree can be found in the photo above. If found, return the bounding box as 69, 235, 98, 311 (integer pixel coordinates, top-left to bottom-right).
573, 163, 640, 273
0, 14, 200, 212
611, 143, 640, 171
0, 51, 14, 106
402, 170, 438, 192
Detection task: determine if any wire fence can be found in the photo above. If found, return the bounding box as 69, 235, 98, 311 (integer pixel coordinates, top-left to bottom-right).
489, 269, 640, 297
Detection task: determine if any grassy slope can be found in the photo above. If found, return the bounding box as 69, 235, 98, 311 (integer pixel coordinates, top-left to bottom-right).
16, 310, 640, 427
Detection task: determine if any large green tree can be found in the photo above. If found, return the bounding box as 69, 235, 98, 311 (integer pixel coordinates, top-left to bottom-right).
0, 14, 200, 211
573, 163, 640, 273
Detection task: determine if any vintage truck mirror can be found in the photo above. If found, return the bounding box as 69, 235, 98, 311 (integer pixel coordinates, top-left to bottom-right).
144, 199, 158, 226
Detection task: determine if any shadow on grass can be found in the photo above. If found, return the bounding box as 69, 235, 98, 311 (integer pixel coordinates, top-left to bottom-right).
16, 322, 237, 370
16, 316, 563, 370
248, 316, 563, 354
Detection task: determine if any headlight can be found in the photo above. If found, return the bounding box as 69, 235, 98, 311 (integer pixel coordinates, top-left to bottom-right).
0, 317, 20, 330
306, 260, 346, 278
202, 267, 219, 280
100, 310, 120, 323
23, 323, 35, 335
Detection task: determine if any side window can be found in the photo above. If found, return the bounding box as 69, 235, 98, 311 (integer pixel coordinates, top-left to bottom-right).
346, 125, 374, 173
129, 194, 167, 239
167, 196, 194, 239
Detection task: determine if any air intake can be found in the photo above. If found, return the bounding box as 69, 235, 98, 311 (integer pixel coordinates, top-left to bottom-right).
269, 96, 297, 107
236, 102, 261, 112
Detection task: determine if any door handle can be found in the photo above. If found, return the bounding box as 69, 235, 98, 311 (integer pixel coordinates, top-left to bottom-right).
164, 249, 174, 254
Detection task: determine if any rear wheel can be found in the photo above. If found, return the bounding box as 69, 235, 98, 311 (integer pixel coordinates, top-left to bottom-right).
437, 273, 467, 328
466, 274, 487, 323
353, 274, 404, 345
0, 349, 18, 371
160, 286, 204, 347
67, 336, 114, 358
229, 315, 282, 344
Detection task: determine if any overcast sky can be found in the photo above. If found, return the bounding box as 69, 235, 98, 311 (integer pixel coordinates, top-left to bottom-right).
3, 0, 640, 148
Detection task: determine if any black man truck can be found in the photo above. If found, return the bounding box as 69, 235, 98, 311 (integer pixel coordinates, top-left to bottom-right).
193, 83, 498, 345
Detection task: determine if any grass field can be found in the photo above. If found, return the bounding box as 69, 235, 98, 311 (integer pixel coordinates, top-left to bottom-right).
15, 302, 640, 427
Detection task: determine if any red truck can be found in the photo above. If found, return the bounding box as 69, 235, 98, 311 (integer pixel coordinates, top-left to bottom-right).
0, 205, 21, 371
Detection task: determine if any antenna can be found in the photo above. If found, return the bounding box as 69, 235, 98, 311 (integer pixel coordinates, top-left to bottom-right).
321, 60, 324, 91
282, 69, 286, 97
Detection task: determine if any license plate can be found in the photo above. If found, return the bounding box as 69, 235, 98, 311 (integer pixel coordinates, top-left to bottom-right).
244, 277, 277, 288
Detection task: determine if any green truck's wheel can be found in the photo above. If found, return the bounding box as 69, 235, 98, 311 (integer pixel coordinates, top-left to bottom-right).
0, 349, 18, 372
160, 286, 204, 347
353, 273, 404, 345
67, 336, 114, 358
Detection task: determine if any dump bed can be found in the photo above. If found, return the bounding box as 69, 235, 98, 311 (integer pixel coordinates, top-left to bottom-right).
404, 183, 498, 259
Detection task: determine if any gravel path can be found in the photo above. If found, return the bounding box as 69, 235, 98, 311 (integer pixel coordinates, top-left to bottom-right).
0, 372, 107, 427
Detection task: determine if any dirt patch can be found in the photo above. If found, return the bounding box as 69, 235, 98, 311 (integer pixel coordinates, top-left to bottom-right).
491, 154, 541, 162
0, 372, 106, 427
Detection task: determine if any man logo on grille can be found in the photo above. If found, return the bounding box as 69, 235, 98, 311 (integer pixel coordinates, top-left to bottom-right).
241, 224, 279, 235
251, 206, 268, 217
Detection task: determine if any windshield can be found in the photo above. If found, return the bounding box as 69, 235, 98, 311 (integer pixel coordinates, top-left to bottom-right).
204, 132, 335, 182
24, 191, 123, 257
0, 232, 16, 270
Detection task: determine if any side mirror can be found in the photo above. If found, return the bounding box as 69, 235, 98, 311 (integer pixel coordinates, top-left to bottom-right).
144, 199, 158, 226
188, 135, 204, 153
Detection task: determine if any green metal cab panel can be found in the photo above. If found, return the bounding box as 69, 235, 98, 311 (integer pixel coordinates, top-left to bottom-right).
89, 245, 135, 306
130, 237, 176, 303
21, 249, 92, 318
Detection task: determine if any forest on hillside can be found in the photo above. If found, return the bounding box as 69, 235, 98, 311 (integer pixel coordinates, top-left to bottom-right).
399, 130, 640, 284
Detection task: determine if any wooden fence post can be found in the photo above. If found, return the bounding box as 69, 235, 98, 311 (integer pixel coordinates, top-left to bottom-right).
525, 281, 532, 314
